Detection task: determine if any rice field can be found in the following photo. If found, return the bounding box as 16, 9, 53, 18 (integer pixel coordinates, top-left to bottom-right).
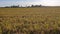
0, 7, 60, 34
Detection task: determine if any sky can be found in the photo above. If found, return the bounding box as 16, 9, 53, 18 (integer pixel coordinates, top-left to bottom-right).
0, 0, 60, 7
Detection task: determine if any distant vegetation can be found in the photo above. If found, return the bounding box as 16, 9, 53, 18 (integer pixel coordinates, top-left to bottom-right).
4, 5, 42, 8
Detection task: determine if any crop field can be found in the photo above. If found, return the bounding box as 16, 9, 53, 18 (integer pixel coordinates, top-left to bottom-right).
0, 7, 60, 34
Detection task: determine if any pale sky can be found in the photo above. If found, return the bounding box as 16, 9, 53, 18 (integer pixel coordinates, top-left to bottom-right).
0, 0, 60, 7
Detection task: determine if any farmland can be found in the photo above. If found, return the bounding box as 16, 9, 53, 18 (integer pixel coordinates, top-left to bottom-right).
0, 7, 60, 34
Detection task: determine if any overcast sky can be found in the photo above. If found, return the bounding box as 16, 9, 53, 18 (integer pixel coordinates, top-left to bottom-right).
0, 0, 60, 7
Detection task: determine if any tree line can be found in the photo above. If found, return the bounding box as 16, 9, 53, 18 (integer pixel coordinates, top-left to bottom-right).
4, 5, 42, 8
